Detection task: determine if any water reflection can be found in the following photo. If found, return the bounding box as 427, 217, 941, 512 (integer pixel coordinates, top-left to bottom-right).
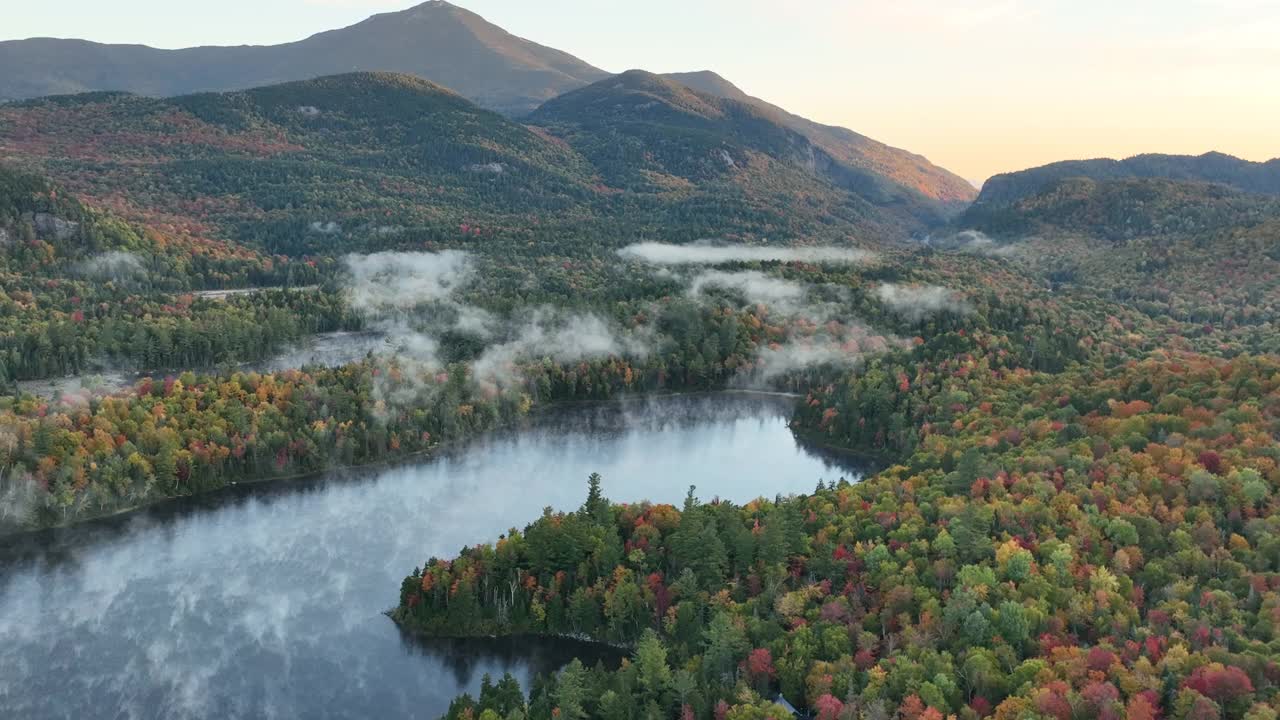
399, 633, 624, 691
0, 393, 867, 720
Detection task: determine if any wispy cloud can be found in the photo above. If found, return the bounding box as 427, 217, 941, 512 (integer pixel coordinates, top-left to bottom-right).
618, 242, 875, 266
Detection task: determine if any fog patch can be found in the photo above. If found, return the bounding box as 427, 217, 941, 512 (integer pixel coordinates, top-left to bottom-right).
339, 251, 492, 373
932, 230, 1021, 257
0, 395, 864, 719
686, 270, 851, 325
619, 241, 875, 266
452, 305, 496, 339
259, 332, 392, 373
0, 465, 39, 529
74, 251, 146, 282
737, 324, 907, 387
473, 310, 648, 390
876, 283, 971, 321
344, 251, 475, 314
17, 372, 133, 405
689, 270, 805, 309
678, 269, 902, 387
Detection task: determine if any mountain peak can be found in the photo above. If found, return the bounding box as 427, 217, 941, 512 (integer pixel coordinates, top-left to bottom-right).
392, 1, 469, 20
0, 0, 607, 114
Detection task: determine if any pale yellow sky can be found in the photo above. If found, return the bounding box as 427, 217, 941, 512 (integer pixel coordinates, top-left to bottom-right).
780, 1, 1280, 182
7, 0, 1279, 182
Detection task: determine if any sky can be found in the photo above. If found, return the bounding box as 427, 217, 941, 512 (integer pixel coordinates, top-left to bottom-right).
4, 0, 1279, 183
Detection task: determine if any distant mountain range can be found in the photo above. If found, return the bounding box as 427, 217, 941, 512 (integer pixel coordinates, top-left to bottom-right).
975, 152, 1280, 208
0, 0, 974, 211
0, 0, 608, 115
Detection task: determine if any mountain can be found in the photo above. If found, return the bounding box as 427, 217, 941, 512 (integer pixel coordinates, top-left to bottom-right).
0, 3, 975, 212
975, 152, 1280, 208
0, 72, 937, 257
0, 72, 605, 255
956, 174, 1280, 344
529, 70, 961, 231
961, 175, 1280, 242
0, 0, 608, 114
664, 70, 977, 207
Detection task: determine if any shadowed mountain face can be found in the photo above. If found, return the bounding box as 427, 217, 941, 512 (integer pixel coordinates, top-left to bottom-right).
0, 1, 608, 115
975, 152, 1280, 208
529, 70, 966, 229
665, 70, 977, 207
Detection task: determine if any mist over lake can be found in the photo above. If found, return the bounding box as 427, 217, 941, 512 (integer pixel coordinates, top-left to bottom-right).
0, 394, 865, 720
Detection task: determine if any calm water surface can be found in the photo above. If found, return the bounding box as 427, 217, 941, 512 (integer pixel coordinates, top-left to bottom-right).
0, 394, 865, 720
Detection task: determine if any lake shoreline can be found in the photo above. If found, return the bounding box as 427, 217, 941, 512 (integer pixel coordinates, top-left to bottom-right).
1, 390, 870, 718
386, 607, 633, 656
0, 388, 820, 539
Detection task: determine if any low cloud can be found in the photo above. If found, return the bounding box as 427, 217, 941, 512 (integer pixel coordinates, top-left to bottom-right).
0, 465, 38, 529
619, 241, 875, 266
689, 270, 805, 309
736, 329, 905, 386
677, 269, 903, 386
940, 230, 1020, 257
16, 372, 133, 406
74, 251, 146, 281
260, 331, 393, 373
472, 310, 648, 389
343, 251, 475, 313
876, 283, 971, 321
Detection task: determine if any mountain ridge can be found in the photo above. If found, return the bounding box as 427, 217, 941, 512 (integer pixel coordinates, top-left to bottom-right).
975, 151, 1280, 208
0, 70, 939, 255
0, 2, 974, 207
663, 70, 977, 206
529, 69, 962, 230
961, 175, 1280, 242
0, 0, 609, 114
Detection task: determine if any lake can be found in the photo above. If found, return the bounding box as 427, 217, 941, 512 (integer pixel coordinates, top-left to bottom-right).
0, 393, 866, 720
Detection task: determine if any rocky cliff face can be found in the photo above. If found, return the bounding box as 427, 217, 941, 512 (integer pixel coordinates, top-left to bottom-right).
29, 212, 78, 241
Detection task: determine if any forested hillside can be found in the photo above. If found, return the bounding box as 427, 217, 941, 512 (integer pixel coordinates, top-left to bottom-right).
975, 152, 1280, 209
665, 70, 977, 207
956, 176, 1280, 358
0, 165, 343, 382
408, 349, 1280, 720
1, 29, 1278, 720
388, 150, 1280, 718
0, 71, 946, 260
530, 70, 957, 233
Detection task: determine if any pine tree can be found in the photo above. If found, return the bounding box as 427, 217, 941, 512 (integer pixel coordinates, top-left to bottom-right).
555, 660, 588, 720
582, 472, 609, 524
635, 629, 673, 705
